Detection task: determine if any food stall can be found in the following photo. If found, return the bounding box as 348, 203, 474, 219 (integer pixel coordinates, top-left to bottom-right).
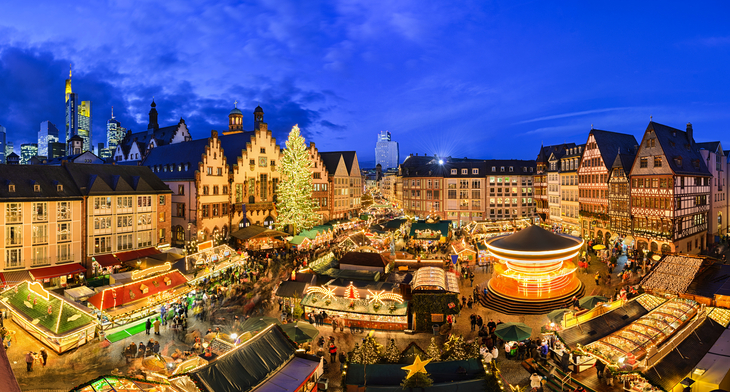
583, 298, 701, 369
451, 241, 476, 265
300, 281, 408, 330
0, 281, 98, 353
299, 225, 334, 247
86, 264, 192, 329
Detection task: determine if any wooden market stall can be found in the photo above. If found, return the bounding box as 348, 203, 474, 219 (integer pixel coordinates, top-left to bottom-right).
0, 281, 98, 353
230, 225, 289, 250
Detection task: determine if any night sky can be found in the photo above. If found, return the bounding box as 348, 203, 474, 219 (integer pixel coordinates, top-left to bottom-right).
1, 1, 730, 167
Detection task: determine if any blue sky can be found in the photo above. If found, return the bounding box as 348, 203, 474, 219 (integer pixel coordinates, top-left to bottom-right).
1, 1, 729, 166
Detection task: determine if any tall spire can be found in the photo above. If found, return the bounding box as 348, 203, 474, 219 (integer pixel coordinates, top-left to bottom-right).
65, 64, 73, 102
69, 63, 72, 78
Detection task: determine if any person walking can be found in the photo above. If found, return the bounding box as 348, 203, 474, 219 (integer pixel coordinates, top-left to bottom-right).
594, 272, 601, 286
138, 342, 146, 358
470, 314, 477, 331
25, 351, 34, 372
145, 318, 152, 335
329, 343, 337, 363
39, 347, 48, 367
153, 318, 161, 336
595, 358, 606, 381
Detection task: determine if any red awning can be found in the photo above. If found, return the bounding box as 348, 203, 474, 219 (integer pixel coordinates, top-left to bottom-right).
29, 263, 86, 280
114, 250, 141, 262
136, 247, 161, 258
0, 273, 5, 288
94, 254, 121, 267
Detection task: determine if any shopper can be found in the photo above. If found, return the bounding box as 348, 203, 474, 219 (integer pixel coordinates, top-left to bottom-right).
25, 351, 34, 372
39, 347, 48, 366
145, 318, 152, 335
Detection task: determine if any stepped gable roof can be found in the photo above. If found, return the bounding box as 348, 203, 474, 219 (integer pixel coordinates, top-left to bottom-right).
648, 121, 711, 176
64, 163, 171, 195
589, 129, 638, 171
489, 224, 581, 252
320, 151, 357, 175
0, 165, 82, 200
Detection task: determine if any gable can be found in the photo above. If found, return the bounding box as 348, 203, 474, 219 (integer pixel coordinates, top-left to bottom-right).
630, 128, 673, 176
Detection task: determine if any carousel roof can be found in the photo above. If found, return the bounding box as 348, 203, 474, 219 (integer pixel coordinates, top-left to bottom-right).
488, 225, 581, 252
411, 267, 459, 293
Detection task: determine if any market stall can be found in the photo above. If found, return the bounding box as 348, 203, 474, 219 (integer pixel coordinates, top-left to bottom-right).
641, 254, 709, 295
301, 281, 408, 330
184, 244, 239, 271
299, 225, 334, 247
29, 263, 87, 289
451, 241, 476, 265
86, 265, 192, 329
230, 225, 289, 250
0, 281, 98, 353
409, 220, 451, 244
583, 298, 701, 369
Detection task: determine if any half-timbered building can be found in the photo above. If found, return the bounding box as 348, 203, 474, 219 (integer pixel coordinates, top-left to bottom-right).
608, 150, 636, 238
578, 129, 638, 243
629, 122, 711, 254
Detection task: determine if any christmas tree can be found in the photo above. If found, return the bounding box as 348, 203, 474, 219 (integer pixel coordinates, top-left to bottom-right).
383, 339, 401, 363
275, 125, 320, 234
426, 337, 442, 361
350, 343, 362, 364
400, 371, 433, 389
444, 334, 471, 361
352, 336, 383, 364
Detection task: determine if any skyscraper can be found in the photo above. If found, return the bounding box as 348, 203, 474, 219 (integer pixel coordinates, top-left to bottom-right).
106, 106, 126, 153
20, 143, 38, 165
38, 120, 60, 156
5, 141, 13, 160
375, 130, 400, 169
64, 66, 92, 154
0, 125, 5, 164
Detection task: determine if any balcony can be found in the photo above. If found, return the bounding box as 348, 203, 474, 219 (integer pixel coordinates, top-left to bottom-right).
245, 202, 275, 212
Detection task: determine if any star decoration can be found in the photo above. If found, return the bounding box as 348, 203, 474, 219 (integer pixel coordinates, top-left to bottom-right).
401, 355, 432, 379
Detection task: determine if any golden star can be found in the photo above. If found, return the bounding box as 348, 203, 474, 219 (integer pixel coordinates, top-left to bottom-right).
401, 355, 432, 379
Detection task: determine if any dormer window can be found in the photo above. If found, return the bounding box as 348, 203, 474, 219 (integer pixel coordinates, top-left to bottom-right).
693, 159, 700, 169
9, 185, 15, 192
450, 169, 457, 175
501, 166, 505, 172
461, 168, 468, 175
674, 157, 683, 167
509, 166, 514, 172
57, 184, 63, 192
34, 184, 41, 192
492, 166, 496, 171
472, 168, 479, 175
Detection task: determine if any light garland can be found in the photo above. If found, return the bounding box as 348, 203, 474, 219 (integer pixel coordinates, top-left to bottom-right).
367, 289, 403, 305
306, 285, 336, 300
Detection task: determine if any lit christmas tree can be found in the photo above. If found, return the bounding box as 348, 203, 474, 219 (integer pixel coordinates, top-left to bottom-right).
352, 336, 383, 364
383, 339, 401, 363
444, 334, 470, 361
275, 125, 320, 234
426, 337, 442, 361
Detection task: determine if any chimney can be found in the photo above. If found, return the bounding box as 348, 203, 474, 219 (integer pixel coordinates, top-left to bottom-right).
686, 122, 694, 144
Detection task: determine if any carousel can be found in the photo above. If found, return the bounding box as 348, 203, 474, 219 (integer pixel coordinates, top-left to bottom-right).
485, 225, 584, 314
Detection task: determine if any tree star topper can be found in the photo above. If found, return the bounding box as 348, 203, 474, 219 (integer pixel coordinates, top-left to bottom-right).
401, 355, 432, 379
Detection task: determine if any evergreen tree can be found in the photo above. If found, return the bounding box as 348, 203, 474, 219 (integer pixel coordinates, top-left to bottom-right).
444, 334, 470, 361
426, 337, 441, 362
275, 125, 320, 234
383, 339, 401, 363
350, 343, 362, 364
401, 371, 433, 389
352, 336, 383, 364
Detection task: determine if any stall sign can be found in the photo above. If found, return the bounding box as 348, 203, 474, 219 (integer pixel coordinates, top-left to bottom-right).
60, 275, 67, 287
212, 254, 219, 262
132, 262, 171, 280
28, 281, 50, 301
223, 250, 230, 257
198, 240, 214, 252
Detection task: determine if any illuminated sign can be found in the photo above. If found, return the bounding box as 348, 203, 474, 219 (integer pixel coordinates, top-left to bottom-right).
306, 285, 336, 300
28, 281, 50, 301
131, 262, 171, 280
197, 240, 213, 252
367, 289, 403, 305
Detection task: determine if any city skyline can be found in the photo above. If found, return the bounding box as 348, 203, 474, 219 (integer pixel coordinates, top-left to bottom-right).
2, 2, 730, 166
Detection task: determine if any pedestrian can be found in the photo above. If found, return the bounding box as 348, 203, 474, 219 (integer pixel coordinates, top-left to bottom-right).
594, 271, 601, 286
145, 318, 152, 335
153, 318, 161, 335
595, 358, 605, 380
467, 296, 473, 309
470, 313, 477, 331
138, 342, 146, 358
40, 347, 48, 366
146, 340, 154, 356
25, 351, 34, 372
476, 315, 483, 330
461, 296, 467, 308
530, 373, 542, 391
329, 343, 337, 363
153, 340, 160, 354
469, 271, 475, 287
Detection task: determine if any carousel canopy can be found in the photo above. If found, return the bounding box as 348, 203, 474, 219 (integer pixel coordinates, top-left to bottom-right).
231, 225, 289, 241
488, 225, 581, 252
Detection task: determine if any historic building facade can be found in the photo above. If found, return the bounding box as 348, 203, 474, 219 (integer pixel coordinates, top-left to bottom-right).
321, 151, 363, 220
535, 143, 574, 223
607, 151, 636, 238
558, 145, 583, 235
629, 122, 711, 254
547, 151, 563, 224
112, 101, 192, 162
578, 129, 638, 242
698, 142, 727, 242
308, 143, 331, 225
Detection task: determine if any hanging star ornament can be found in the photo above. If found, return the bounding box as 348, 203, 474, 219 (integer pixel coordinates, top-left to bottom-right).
401, 355, 432, 379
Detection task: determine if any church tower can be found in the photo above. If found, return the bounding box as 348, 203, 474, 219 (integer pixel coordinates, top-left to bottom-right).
148, 100, 159, 130
254, 106, 265, 131
228, 101, 243, 132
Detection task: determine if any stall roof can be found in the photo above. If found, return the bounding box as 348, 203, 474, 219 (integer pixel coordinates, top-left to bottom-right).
177, 325, 297, 392
382, 219, 406, 230
686, 263, 730, 298
29, 263, 86, 280
1, 270, 32, 288
0, 346, 21, 392
642, 254, 709, 294
69, 375, 171, 392
409, 220, 451, 239
411, 267, 459, 293
231, 225, 289, 241
275, 281, 308, 298
289, 236, 309, 245
339, 252, 387, 268
345, 359, 484, 387
254, 356, 320, 392
87, 270, 188, 311
299, 225, 333, 240
691, 330, 730, 389
93, 254, 120, 268
114, 247, 161, 262
64, 286, 96, 300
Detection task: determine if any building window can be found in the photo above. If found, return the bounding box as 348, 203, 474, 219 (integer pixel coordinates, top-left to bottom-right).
58, 243, 72, 262
235, 184, 243, 203
501, 166, 505, 172
117, 234, 133, 251
138, 231, 153, 248
34, 184, 41, 192
203, 186, 209, 195
95, 236, 112, 254
159, 195, 166, 205
117, 215, 133, 230
223, 185, 228, 195
159, 228, 166, 243
640, 157, 648, 168
94, 197, 112, 212
176, 203, 185, 218
451, 169, 457, 175
213, 186, 219, 195
94, 216, 112, 230
159, 211, 166, 222
654, 156, 662, 167
461, 168, 468, 175
217, 168, 223, 176
5, 203, 22, 224
31, 245, 48, 266
178, 185, 185, 195
57, 184, 63, 192
57, 222, 71, 242
117, 196, 133, 210
260, 148, 266, 154
207, 167, 213, 175
138, 214, 152, 226
202, 205, 209, 218
8, 185, 14, 192
212, 204, 219, 216
222, 204, 228, 215
5, 249, 21, 269
5, 226, 22, 246
57, 201, 71, 220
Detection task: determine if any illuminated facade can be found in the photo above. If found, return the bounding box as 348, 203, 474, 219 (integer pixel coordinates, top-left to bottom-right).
38, 121, 60, 157
485, 225, 583, 312
557, 145, 583, 235
20, 143, 38, 165
321, 151, 363, 220
106, 107, 126, 154
535, 143, 575, 223
64, 66, 92, 154
308, 143, 331, 225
